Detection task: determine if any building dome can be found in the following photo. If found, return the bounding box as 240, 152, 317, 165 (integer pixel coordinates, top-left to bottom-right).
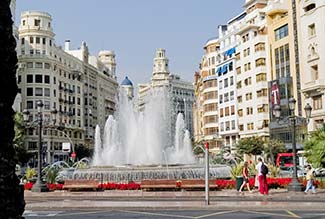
121, 76, 133, 86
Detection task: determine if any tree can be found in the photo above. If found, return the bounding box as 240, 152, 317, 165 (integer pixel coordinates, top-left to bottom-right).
0, 0, 25, 217
304, 129, 325, 168
13, 112, 31, 166
264, 139, 286, 165
235, 136, 264, 158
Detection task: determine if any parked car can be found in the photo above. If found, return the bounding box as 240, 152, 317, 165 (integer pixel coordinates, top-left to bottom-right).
314, 167, 325, 176
279, 166, 307, 178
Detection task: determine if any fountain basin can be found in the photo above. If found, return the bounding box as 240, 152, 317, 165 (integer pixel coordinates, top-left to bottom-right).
61, 164, 231, 183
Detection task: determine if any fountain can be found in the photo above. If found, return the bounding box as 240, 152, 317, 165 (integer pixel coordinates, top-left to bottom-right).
65, 88, 231, 182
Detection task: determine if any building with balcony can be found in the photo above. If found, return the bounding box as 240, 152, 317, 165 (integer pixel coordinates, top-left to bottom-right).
16, 11, 118, 163
193, 38, 221, 150
300, 0, 325, 132
266, 0, 307, 148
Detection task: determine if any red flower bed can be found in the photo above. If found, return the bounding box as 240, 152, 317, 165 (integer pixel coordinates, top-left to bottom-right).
47, 183, 64, 191
24, 182, 33, 190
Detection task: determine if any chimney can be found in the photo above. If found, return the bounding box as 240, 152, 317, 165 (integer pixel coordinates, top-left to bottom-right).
64, 40, 70, 51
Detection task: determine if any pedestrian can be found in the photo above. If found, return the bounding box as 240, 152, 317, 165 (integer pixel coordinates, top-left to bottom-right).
239, 161, 251, 193
304, 165, 316, 194
255, 157, 268, 195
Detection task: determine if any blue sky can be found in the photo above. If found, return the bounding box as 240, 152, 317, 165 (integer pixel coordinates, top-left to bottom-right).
16, 0, 244, 86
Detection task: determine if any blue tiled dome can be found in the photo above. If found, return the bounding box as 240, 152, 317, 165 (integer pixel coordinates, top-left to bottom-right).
121, 76, 133, 86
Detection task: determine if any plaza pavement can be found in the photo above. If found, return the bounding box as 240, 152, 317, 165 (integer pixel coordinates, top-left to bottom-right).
24, 189, 325, 211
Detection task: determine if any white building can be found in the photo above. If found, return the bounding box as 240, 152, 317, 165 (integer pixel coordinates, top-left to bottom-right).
138, 49, 195, 142
300, 0, 325, 132
236, 0, 270, 140
16, 11, 118, 163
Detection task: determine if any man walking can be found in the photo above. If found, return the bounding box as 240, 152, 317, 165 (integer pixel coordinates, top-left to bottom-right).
256, 157, 268, 195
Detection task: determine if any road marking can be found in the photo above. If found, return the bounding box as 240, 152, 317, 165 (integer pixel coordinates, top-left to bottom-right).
59, 210, 112, 217
195, 210, 238, 218
243, 210, 301, 218
118, 210, 195, 218
286, 210, 301, 218
23, 210, 62, 217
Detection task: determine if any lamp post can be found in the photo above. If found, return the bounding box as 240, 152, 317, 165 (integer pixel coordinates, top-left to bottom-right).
23, 100, 57, 192
274, 97, 312, 192
204, 142, 209, 205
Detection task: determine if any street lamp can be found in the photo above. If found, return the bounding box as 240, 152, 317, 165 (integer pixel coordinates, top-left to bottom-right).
204, 142, 209, 205
273, 98, 312, 192
23, 100, 57, 192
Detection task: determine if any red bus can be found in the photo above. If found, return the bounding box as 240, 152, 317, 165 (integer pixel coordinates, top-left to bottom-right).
276, 153, 294, 167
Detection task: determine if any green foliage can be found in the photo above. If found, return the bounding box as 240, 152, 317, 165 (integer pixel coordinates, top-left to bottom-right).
230, 164, 243, 180
13, 112, 32, 165
192, 144, 204, 155
304, 129, 325, 168
264, 139, 286, 165
268, 164, 280, 178
235, 136, 265, 156
45, 167, 61, 184
24, 167, 36, 182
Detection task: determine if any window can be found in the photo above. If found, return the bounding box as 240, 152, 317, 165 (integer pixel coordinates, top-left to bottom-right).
35, 62, 42, 69
244, 62, 251, 71
308, 24, 316, 37
225, 107, 229, 116
45, 75, 50, 83
243, 48, 250, 57
44, 88, 50, 97
30, 49, 34, 55
21, 38, 25, 45
256, 73, 267, 82
22, 20, 25, 25
255, 43, 265, 52
256, 58, 266, 67
257, 88, 268, 97
49, 40, 52, 46
34, 19, 41, 26
44, 101, 50, 110
224, 78, 229, 88
235, 53, 241, 60
238, 109, 243, 117
27, 74, 33, 83
313, 95, 322, 110
27, 88, 33, 96
230, 91, 234, 101
231, 120, 236, 130
246, 92, 252, 100
36, 37, 40, 44
35, 88, 42, 96
275, 24, 288, 41
311, 65, 318, 80
230, 76, 234, 86
236, 67, 241, 75
30, 37, 34, 44
44, 63, 50, 69
244, 77, 252, 86
224, 93, 229, 102
27, 101, 33, 109
237, 96, 242, 103
35, 75, 42, 83
231, 105, 235, 115
275, 44, 290, 78
304, 3, 316, 12
237, 81, 242, 89
42, 38, 46, 45
246, 107, 253, 115
219, 95, 223, 104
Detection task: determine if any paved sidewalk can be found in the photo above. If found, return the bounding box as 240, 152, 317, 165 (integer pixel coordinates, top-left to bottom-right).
24, 189, 325, 211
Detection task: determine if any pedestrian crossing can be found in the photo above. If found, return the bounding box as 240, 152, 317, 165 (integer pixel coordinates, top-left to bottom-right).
23, 210, 62, 217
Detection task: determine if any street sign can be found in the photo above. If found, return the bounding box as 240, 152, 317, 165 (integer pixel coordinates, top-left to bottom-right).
204, 142, 209, 149
62, 142, 71, 152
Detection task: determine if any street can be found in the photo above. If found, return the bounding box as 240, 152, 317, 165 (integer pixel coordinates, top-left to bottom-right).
24, 209, 325, 219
